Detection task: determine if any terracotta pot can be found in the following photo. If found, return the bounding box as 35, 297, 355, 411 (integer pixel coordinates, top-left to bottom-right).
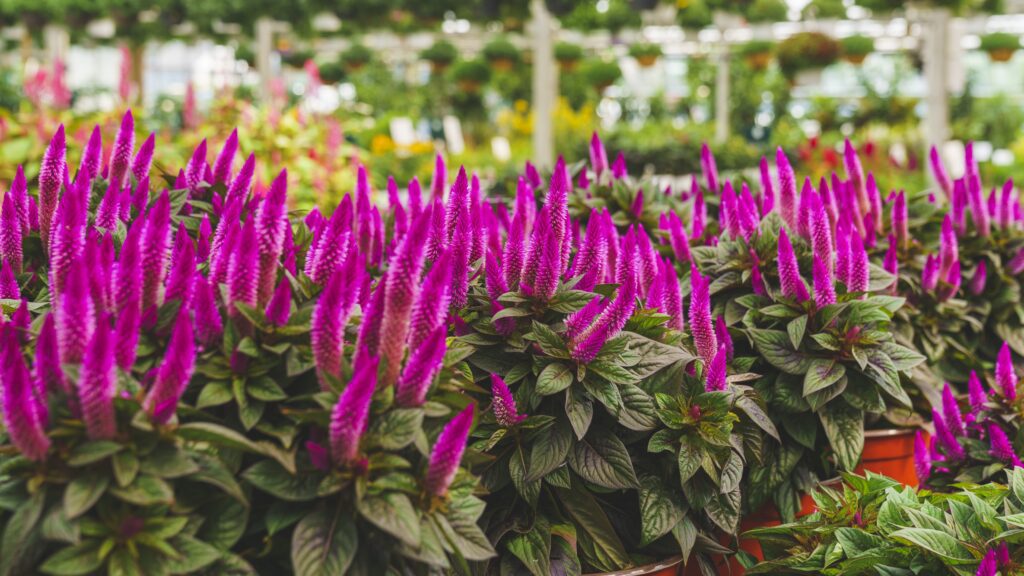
724, 477, 843, 575
457, 80, 482, 93
855, 428, 922, 486
557, 58, 580, 72
745, 52, 772, 71
491, 57, 516, 71
843, 53, 868, 65
987, 48, 1016, 62
429, 61, 451, 74
636, 54, 659, 67
586, 557, 683, 576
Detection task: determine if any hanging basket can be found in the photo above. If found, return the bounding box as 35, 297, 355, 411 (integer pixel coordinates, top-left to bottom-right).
635, 54, 659, 68
987, 48, 1016, 62
745, 52, 772, 70
843, 53, 868, 65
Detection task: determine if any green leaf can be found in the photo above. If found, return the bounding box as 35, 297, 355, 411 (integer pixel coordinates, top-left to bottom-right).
618, 384, 658, 431
38, 542, 103, 576
526, 421, 573, 481
165, 535, 222, 574
863, 350, 912, 408
889, 528, 972, 561
493, 307, 530, 320
367, 408, 424, 450
242, 461, 319, 502
735, 395, 780, 441
196, 382, 233, 408
678, 436, 702, 484
64, 470, 109, 519
436, 497, 497, 561
40, 505, 79, 544
510, 447, 541, 506
565, 385, 594, 440
554, 482, 630, 570
614, 332, 694, 378
112, 451, 140, 488
357, 493, 421, 547
506, 520, 552, 576
177, 422, 266, 454
787, 315, 808, 350
248, 377, 288, 402
638, 476, 684, 546
529, 321, 571, 358
191, 453, 248, 505
109, 475, 173, 506
0, 490, 44, 576
291, 508, 357, 576
139, 445, 199, 479
834, 527, 886, 557
879, 342, 926, 371
569, 430, 639, 489
819, 402, 864, 471
803, 359, 846, 397
195, 498, 248, 550
67, 441, 123, 467
536, 363, 574, 396
720, 451, 744, 494
748, 329, 810, 375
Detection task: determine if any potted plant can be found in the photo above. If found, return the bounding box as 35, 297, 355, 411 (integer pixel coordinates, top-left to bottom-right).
482, 36, 520, 71
318, 59, 346, 84
451, 58, 492, 93
776, 31, 840, 85
340, 42, 373, 71
421, 39, 458, 73
581, 58, 622, 92
801, 0, 847, 19
629, 42, 663, 68
281, 48, 314, 69
746, 470, 1024, 574
840, 35, 874, 65
554, 41, 584, 71
458, 160, 772, 574
676, 0, 713, 29
745, 0, 788, 23
737, 40, 775, 71
979, 32, 1020, 62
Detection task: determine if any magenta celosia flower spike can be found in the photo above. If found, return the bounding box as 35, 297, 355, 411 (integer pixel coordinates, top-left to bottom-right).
813, 252, 836, 308
408, 249, 453, 351
255, 170, 289, 305
662, 259, 684, 331
689, 266, 718, 366
843, 139, 868, 216
848, 230, 870, 295
78, 125, 102, 182
48, 179, 88, 298
665, 211, 692, 265
395, 326, 447, 407
883, 236, 899, 282
312, 251, 361, 388
777, 229, 809, 302
796, 180, 814, 240
143, 311, 196, 424
989, 424, 1022, 468
491, 374, 526, 426
0, 259, 19, 300
913, 430, 931, 486
590, 132, 609, 177
445, 167, 470, 242
329, 353, 379, 466
164, 223, 196, 307
141, 191, 171, 311
809, 193, 833, 270
1, 193, 23, 274
692, 190, 706, 240
968, 261, 987, 296
705, 344, 728, 392
184, 139, 207, 194
430, 154, 447, 203
131, 133, 156, 183
265, 280, 292, 327
228, 217, 259, 318
191, 274, 223, 349
95, 180, 122, 231
922, 255, 940, 292
776, 147, 797, 230
928, 146, 953, 199
56, 260, 95, 364
570, 264, 637, 363
212, 128, 239, 185
571, 209, 610, 292
9, 166, 29, 234
937, 261, 961, 301
941, 382, 965, 437
996, 342, 1018, 401
759, 156, 775, 214
424, 403, 475, 497
2, 337, 50, 461
38, 124, 66, 251
932, 409, 965, 460
835, 219, 850, 285
968, 371, 987, 413
892, 191, 908, 250
700, 142, 719, 193
715, 315, 733, 360
108, 110, 135, 189
609, 151, 627, 180
976, 550, 997, 576
78, 320, 116, 440
525, 161, 541, 190
502, 210, 526, 291
35, 313, 65, 394
449, 201, 472, 309
378, 208, 433, 386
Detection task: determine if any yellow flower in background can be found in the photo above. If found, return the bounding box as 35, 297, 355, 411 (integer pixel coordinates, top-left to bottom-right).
372, 135, 396, 155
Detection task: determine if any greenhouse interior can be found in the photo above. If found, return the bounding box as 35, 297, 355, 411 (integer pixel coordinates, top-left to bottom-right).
2, 0, 1024, 575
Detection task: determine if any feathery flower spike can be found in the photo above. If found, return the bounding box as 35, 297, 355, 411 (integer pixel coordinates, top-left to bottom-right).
38, 124, 66, 251
491, 374, 526, 426
131, 133, 156, 183
689, 266, 718, 366
140, 192, 171, 311
913, 430, 930, 486
932, 409, 965, 460
700, 142, 719, 193
705, 344, 728, 391
776, 147, 797, 230
590, 132, 609, 176
396, 327, 447, 407
108, 110, 135, 189
2, 338, 50, 461
813, 251, 836, 308
968, 371, 988, 413
79, 125, 102, 182
929, 146, 953, 199
79, 321, 117, 439
424, 404, 475, 497
996, 342, 1018, 401
777, 229, 810, 302
143, 311, 196, 423
329, 354, 379, 465
35, 314, 65, 394
989, 424, 1023, 468
266, 280, 292, 326
941, 382, 965, 437
212, 129, 239, 185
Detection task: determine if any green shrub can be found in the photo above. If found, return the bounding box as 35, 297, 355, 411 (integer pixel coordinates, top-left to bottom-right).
554, 41, 584, 63
450, 58, 492, 85
482, 36, 520, 63
737, 40, 775, 57
628, 42, 663, 59
777, 32, 840, 78
340, 42, 373, 68
746, 0, 788, 22
420, 40, 458, 65
979, 32, 1020, 53
840, 34, 874, 56
580, 58, 622, 89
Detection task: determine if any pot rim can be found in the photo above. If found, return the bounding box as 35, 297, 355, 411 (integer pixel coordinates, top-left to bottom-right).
582, 556, 683, 576
864, 427, 919, 438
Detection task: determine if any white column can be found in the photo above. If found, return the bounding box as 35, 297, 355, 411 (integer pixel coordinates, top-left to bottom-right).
922, 8, 951, 150
531, 0, 556, 169
43, 24, 69, 65
713, 12, 732, 144
256, 17, 275, 101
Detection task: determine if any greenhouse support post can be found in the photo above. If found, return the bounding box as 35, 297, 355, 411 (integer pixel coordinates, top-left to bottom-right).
531, 0, 556, 169
256, 17, 275, 102
713, 12, 732, 144
922, 8, 951, 153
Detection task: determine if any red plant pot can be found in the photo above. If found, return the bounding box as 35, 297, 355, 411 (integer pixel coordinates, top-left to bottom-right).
855, 428, 922, 487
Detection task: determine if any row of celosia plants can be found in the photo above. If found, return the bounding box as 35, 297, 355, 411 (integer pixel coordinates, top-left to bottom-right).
0, 111, 1021, 575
